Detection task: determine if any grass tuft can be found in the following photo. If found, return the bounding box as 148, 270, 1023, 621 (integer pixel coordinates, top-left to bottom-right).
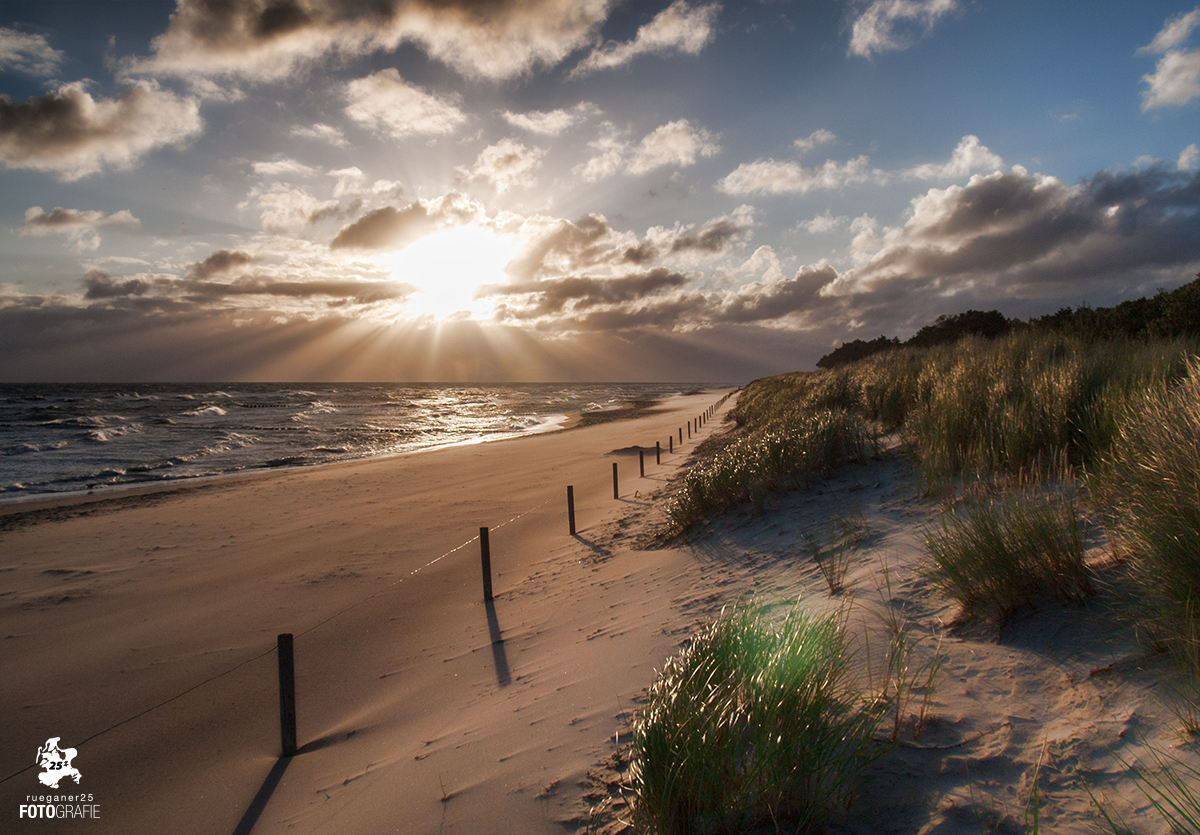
629, 604, 878, 835
922, 489, 1091, 625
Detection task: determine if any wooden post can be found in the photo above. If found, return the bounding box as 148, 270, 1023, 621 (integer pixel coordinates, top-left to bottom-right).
656, 440, 661, 464
669, 436, 673, 453
277, 633, 297, 757
612, 462, 619, 499
687, 422, 691, 439
639, 448, 645, 477
678, 427, 682, 443
480, 526, 493, 602
567, 485, 576, 535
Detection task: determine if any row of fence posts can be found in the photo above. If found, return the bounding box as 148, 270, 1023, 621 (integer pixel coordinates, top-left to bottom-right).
273, 392, 733, 757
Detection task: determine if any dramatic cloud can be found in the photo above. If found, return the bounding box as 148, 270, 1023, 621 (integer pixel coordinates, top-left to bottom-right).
21, 206, 141, 251
126, 0, 614, 83
904, 135, 1003, 180
501, 103, 599, 135
330, 193, 483, 250
82, 269, 153, 299
824, 165, 1200, 300
717, 154, 873, 195
849, 0, 958, 58
484, 267, 688, 319
457, 139, 545, 193
572, 0, 720, 76
345, 69, 466, 139
577, 119, 720, 181
0, 81, 202, 180
1140, 8, 1200, 110
0, 27, 64, 75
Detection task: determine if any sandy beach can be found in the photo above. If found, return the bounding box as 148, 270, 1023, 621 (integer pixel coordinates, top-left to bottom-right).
0, 390, 740, 834
3, 386, 1197, 835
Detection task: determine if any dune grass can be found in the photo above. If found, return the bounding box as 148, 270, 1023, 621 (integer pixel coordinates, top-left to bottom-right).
1090, 358, 1200, 642
629, 604, 877, 835
667, 408, 871, 532
922, 488, 1091, 625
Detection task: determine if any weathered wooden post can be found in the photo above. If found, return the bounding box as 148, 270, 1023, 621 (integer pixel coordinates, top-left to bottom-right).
656, 440, 661, 464
567, 485, 576, 535
639, 448, 645, 477
480, 526, 493, 602
277, 633, 297, 757
669, 436, 673, 453
612, 462, 619, 499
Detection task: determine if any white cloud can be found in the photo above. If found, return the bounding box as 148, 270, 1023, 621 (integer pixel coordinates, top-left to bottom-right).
501, 103, 600, 135
1138, 7, 1200, 54
0, 81, 202, 181
245, 186, 340, 234
798, 210, 848, 234
717, 155, 873, 195
290, 123, 348, 147
793, 129, 837, 154
849, 0, 958, 58
1141, 47, 1200, 109
0, 27, 64, 75
21, 206, 141, 251
458, 138, 546, 192
345, 69, 467, 139
627, 119, 721, 175
575, 119, 720, 181
904, 135, 1004, 180
572, 0, 720, 75
1181, 143, 1200, 171
251, 158, 319, 177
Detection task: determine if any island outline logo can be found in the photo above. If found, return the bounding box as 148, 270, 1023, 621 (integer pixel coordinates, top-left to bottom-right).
36, 737, 81, 789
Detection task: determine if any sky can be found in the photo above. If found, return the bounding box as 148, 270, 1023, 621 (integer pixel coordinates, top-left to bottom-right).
0, 0, 1197, 382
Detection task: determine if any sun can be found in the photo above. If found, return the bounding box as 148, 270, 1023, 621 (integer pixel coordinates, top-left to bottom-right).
378, 224, 519, 320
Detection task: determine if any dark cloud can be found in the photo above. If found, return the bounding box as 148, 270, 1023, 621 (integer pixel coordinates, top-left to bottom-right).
834, 166, 1200, 300
186, 249, 255, 279
484, 267, 687, 319
329, 193, 480, 250
0, 82, 202, 180
130, 0, 614, 83
669, 217, 742, 254
82, 269, 153, 299
504, 214, 618, 282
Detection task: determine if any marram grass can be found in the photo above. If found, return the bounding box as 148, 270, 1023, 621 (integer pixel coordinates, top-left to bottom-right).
923, 489, 1091, 625
1091, 357, 1200, 641
668, 408, 870, 532
629, 604, 878, 835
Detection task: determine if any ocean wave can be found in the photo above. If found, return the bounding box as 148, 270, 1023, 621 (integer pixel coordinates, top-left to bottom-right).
2, 440, 69, 456
85, 424, 143, 443
183, 405, 228, 417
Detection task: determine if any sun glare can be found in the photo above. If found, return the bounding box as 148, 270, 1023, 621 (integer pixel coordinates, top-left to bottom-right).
379, 224, 518, 320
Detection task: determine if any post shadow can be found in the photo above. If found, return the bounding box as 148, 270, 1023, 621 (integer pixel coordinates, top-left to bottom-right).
231, 756, 291, 835
484, 599, 512, 687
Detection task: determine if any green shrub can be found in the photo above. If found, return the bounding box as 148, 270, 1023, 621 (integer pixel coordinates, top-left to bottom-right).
923, 489, 1091, 624
630, 605, 877, 835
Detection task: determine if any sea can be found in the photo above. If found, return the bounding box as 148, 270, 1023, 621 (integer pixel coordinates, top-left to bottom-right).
0, 382, 717, 500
